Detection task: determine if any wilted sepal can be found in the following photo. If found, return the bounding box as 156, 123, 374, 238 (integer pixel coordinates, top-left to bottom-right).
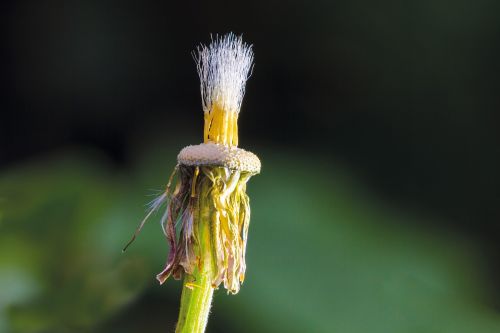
156, 165, 256, 294
156, 166, 197, 283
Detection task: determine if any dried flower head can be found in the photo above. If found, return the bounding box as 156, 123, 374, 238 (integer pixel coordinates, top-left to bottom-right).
126, 34, 260, 298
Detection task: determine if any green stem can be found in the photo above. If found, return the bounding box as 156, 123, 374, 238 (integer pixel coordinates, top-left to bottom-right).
175, 270, 214, 332
176, 178, 215, 333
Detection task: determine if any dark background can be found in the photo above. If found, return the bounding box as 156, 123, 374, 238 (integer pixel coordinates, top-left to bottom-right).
1, 1, 499, 332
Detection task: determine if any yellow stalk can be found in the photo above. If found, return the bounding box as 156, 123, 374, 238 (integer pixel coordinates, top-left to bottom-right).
204, 102, 239, 147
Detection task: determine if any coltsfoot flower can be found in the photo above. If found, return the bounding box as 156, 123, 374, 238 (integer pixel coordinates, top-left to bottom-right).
156, 143, 260, 294
126, 33, 260, 332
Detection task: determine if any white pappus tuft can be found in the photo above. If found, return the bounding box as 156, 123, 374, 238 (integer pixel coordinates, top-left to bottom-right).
194, 33, 254, 114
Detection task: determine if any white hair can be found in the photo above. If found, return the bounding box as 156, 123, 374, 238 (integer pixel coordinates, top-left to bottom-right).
194, 33, 254, 114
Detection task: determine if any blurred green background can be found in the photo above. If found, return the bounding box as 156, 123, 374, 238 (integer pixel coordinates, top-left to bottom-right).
1, 1, 499, 332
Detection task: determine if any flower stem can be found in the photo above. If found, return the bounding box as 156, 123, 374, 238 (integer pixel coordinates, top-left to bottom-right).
175, 178, 215, 333
175, 271, 214, 332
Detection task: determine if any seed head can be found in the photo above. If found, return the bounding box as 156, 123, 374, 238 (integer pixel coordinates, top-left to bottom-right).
128, 33, 259, 296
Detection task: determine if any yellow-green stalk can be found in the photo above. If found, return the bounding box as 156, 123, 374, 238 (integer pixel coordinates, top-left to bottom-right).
126, 33, 260, 333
